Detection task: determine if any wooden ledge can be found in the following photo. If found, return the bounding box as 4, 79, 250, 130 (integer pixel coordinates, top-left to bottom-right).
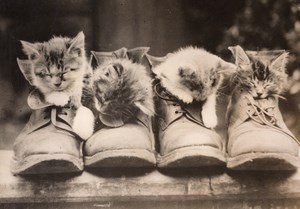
1, 150, 300, 204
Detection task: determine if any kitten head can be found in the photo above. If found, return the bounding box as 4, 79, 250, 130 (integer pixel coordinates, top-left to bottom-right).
152, 46, 236, 103
17, 31, 86, 94
229, 45, 288, 99
92, 48, 154, 126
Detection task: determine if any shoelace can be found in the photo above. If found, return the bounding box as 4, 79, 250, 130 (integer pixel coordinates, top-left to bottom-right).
245, 95, 300, 146
245, 95, 277, 126
154, 83, 205, 127
154, 83, 179, 102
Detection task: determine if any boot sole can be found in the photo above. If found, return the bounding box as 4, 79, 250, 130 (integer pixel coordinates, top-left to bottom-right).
227, 152, 300, 170
84, 149, 156, 167
10, 153, 83, 175
158, 146, 226, 167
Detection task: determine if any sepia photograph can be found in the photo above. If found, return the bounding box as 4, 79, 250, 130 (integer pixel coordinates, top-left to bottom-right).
0, 0, 300, 208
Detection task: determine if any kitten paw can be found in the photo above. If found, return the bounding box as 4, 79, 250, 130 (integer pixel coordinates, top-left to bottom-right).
178, 94, 193, 104
72, 106, 95, 140
46, 92, 70, 106
202, 111, 218, 129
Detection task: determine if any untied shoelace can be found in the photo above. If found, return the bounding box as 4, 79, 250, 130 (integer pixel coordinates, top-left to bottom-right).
245, 95, 300, 146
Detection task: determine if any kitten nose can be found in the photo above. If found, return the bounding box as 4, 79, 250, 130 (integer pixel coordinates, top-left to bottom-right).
257, 92, 263, 97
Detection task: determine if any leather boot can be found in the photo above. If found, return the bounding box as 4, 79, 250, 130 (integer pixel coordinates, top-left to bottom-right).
227, 92, 300, 170
227, 47, 300, 170
84, 111, 156, 167
154, 83, 226, 167
11, 89, 84, 174
83, 47, 156, 167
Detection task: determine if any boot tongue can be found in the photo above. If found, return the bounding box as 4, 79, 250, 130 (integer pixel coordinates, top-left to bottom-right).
27, 88, 52, 110
27, 88, 77, 134
154, 82, 205, 127
183, 101, 204, 126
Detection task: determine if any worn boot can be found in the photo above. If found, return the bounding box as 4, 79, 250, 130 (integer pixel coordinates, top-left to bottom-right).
84, 112, 156, 167
153, 83, 226, 167
83, 47, 156, 167
11, 89, 84, 175
227, 47, 300, 170
227, 92, 300, 170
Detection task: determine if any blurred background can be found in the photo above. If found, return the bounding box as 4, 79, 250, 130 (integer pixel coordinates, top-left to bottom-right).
0, 0, 299, 149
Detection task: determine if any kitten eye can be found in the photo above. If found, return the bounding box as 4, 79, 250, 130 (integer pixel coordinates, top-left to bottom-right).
70, 68, 77, 71
30, 54, 37, 60
264, 84, 271, 88
39, 73, 51, 78
105, 72, 110, 77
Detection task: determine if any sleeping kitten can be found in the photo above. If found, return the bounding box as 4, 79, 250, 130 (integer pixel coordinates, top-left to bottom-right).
228, 45, 288, 99
17, 32, 94, 139
152, 46, 236, 128
92, 58, 155, 127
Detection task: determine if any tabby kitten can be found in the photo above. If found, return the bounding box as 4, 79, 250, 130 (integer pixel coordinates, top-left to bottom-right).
17, 32, 94, 139
228, 45, 288, 99
152, 46, 236, 128
92, 57, 154, 127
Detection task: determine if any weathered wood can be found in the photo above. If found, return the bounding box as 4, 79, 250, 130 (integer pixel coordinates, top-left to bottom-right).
1, 150, 300, 204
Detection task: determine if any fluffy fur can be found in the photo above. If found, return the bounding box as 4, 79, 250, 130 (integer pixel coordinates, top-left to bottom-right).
92, 58, 154, 127
72, 106, 94, 139
229, 45, 289, 99
18, 32, 94, 139
153, 46, 236, 128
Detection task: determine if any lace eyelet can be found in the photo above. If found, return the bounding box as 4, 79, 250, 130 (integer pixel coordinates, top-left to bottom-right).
61, 112, 68, 116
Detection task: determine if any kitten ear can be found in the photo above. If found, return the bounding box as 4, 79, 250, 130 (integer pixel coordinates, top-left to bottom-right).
270, 52, 289, 72
20, 40, 40, 60
67, 31, 85, 56
228, 45, 251, 66
127, 47, 150, 63
145, 54, 168, 75
216, 59, 237, 75
134, 101, 155, 116
17, 58, 34, 85
113, 47, 127, 58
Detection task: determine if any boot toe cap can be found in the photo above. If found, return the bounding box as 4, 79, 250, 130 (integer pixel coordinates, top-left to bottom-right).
84, 123, 153, 156
229, 123, 299, 157
13, 124, 81, 159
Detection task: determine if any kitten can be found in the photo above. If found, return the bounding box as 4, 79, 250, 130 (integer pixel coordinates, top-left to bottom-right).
152, 46, 236, 128
92, 56, 155, 128
17, 32, 94, 139
228, 45, 288, 99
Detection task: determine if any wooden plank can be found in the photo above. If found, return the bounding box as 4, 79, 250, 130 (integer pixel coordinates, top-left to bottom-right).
1, 199, 300, 209
1, 150, 300, 203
